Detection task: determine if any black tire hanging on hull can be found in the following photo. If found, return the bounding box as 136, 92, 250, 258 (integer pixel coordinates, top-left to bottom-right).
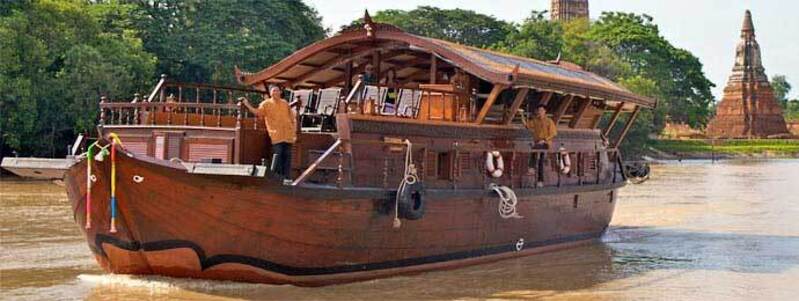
398, 182, 425, 220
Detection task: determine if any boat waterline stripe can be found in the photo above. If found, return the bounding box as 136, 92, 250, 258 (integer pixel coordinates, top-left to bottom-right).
93, 231, 602, 276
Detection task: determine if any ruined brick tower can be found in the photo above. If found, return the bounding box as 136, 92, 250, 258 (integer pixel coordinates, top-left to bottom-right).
550, 0, 589, 21
706, 10, 789, 138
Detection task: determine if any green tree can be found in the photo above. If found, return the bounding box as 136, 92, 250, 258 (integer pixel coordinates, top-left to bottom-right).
0, 1, 155, 157
358, 6, 512, 48
130, 0, 326, 84
785, 100, 799, 122
771, 75, 791, 108
494, 11, 563, 61
587, 12, 715, 128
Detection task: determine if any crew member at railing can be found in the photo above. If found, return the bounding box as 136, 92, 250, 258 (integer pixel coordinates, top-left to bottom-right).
362, 64, 377, 84
381, 68, 399, 114
524, 105, 558, 187
240, 85, 297, 180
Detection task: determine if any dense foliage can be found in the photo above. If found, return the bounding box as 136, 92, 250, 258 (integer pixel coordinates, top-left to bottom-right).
365, 6, 512, 48
130, 0, 325, 84
1, 1, 155, 156
1, 0, 325, 157
773, 75, 799, 121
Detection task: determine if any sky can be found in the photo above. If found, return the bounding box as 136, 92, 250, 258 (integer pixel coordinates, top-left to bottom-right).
305, 0, 799, 100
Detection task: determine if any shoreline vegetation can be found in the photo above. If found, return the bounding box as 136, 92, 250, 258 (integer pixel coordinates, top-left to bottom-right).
645, 139, 799, 161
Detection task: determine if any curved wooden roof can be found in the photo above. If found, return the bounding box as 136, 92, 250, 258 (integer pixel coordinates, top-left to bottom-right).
236, 22, 655, 108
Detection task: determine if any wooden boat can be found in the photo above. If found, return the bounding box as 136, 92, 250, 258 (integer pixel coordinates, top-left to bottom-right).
11, 17, 656, 286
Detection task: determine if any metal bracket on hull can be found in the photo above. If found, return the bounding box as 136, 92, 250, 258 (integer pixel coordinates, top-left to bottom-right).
182, 162, 267, 177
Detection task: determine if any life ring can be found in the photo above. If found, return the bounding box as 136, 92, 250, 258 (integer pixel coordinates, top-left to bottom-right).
558, 148, 572, 175
485, 151, 504, 178
398, 182, 425, 220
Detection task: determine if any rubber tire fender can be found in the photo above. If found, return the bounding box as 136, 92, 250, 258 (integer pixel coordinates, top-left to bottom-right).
398, 182, 425, 220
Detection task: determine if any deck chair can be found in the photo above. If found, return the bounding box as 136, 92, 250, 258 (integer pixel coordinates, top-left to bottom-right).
305, 88, 341, 132
290, 89, 314, 113
396, 89, 422, 118
379, 87, 399, 115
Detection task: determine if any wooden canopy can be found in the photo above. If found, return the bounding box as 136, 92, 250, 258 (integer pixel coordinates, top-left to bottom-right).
236, 17, 655, 108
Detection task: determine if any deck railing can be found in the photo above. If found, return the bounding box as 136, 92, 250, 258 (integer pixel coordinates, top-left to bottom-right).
295, 137, 624, 190
99, 77, 265, 128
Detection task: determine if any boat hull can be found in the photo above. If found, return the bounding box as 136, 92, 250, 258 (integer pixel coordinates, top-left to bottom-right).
65, 149, 620, 286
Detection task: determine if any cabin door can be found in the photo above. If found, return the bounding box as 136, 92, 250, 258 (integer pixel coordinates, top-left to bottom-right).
153, 131, 184, 161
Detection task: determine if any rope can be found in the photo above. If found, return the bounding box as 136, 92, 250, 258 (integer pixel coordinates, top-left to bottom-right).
393, 139, 418, 228
489, 183, 522, 219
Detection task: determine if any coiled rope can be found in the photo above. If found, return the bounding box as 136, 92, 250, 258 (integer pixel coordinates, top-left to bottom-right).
489, 183, 522, 219
393, 139, 418, 229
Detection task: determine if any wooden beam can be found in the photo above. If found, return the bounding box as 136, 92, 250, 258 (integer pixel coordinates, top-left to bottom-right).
430, 53, 437, 84
285, 44, 403, 88
568, 98, 591, 128
612, 105, 641, 148
475, 84, 506, 124
503, 88, 530, 125
320, 50, 411, 87
398, 69, 427, 85
552, 94, 574, 124
298, 62, 322, 68
602, 102, 625, 138
539, 91, 554, 106
590, 114, 603, 129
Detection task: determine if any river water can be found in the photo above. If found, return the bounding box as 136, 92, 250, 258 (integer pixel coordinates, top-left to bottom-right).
2, 160, 799, 300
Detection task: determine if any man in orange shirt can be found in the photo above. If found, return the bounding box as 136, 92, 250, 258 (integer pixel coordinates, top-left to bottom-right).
242, 85, 297, 180
524, 105, 557, 187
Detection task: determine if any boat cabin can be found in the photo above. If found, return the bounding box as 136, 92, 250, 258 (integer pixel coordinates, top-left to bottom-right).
98, 17, 655, 190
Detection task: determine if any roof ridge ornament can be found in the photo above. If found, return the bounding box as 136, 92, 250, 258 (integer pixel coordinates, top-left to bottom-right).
363, 9, 375, 39
509, 64, 520, 81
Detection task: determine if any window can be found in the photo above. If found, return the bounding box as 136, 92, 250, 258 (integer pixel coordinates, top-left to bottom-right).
437, 152, 453, 180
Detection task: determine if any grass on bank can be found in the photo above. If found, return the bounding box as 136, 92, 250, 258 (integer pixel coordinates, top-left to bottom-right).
650, 139, 799, 155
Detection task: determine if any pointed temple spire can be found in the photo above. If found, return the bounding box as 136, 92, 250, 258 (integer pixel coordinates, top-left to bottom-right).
706, 10, 789, 138
741, 10, 755, 37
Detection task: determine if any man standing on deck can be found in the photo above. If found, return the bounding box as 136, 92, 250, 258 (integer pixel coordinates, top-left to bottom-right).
524, 105, 557, 187
241, 85, 297, 181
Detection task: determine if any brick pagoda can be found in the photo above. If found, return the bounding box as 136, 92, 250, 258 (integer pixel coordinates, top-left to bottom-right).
706, 10, 789, 138
550, 0, 589, 21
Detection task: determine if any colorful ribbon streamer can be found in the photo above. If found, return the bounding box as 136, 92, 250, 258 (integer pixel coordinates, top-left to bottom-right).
108, 133, 123, 233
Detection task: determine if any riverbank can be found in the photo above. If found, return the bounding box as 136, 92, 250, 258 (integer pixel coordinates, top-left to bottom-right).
645, 139, 799, 160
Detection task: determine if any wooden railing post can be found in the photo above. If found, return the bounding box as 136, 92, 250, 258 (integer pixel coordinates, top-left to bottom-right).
234, 101, 243, 164
99, 96, 107, 125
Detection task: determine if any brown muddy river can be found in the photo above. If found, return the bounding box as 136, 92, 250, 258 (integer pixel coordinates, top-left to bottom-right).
2, 160, 799, 300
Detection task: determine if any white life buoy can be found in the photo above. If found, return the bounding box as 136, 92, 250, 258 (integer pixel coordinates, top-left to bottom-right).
485, 151, 504, 178
558, 148, 572, 175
